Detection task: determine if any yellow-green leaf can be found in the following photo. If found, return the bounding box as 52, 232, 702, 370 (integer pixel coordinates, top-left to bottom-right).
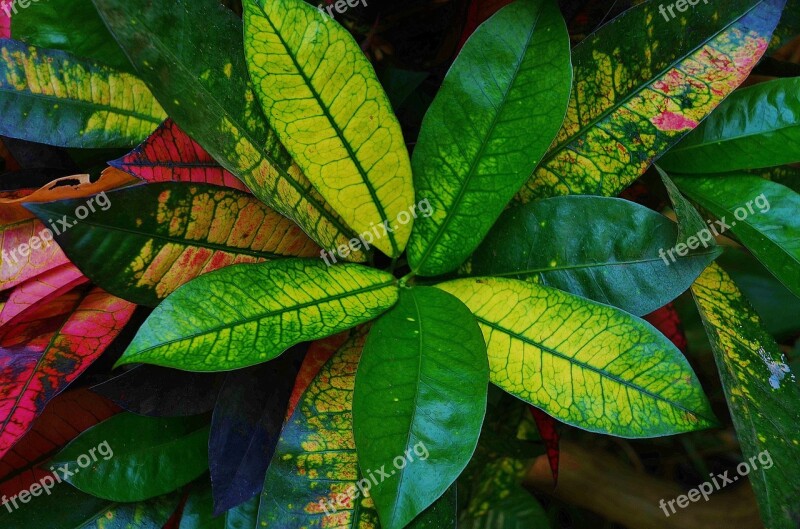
691, 263, 800, 529
0, 39, 165, 148
437, 277, 716, 438
515, 0, 784, 202
91, 0, 367, 261
116, 260, 398, 371
244, 0, 415, 257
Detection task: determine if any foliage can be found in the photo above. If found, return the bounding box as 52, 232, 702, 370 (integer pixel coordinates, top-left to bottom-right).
0, 0, 799, 528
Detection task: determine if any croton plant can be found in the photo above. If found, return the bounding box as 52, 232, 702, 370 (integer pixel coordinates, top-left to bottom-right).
0, 0, 799, 528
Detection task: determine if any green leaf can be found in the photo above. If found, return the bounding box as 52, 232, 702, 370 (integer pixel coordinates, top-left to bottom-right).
11, 0, 132, 71
179, 482, 259, 529
91, 0, 365, 260
752, 164, 800, 194
0, 39, 165, 148
353, 287, 488, 529
461, 487, 549, 529
117, 260, 398, 371
0, 484, 179, 529
674, 174, 800, 297
768, 0, 800, 52
51, 413, 209, 502
718, 248, 800, 338
258, 328, 456, 529
406, 0, 571, 276
25, 183, 321, 307
691, 263, 800, 529
469, 196, 718, 316
244, 0, 415, 257
659, 77, 800, 173
515, 0, 785, 202
437, 277, 716, 438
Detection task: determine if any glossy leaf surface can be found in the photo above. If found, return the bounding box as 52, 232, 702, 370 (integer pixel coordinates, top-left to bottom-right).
179, 484, 259, 529
0, 40, 164, 148
470, 196, 718, 316
111, 119, 249, 192
354, 287, 487, 529
515, 0, 784, 201
117, 260, 398, 371
258, 329, 457, 529
660, 77, 800, 173
26, 183, 321, 306
51, 413, 209, 502
244, 0, 415, 257
91, 0, 363, 260
437, 278, 716, 437
692, 263, 800, 529
407, 0, 571, 275
675, 174, 800, 297
0, 287, 134, 459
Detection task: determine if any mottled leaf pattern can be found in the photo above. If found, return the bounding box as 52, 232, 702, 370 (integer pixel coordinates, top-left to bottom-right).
437, 278, 716, 437
0, 287, 135, 459
259, 328, 381, 528
92, 0, 365, 260
244, 0, 415, 257
117, 260, 398, 371
515, 0, 784, 201
111, 119, 249, 192
26, 183, 321, 306
0, 39, 165, 148
692, 263, 800, 529
0, 263, 87, 326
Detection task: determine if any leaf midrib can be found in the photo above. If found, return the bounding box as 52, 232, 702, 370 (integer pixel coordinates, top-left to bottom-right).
256, 6, 398, 256
413, 7, 543, 272
0, 86, 164, 124
128, 279, 396, 358
474, 315, 714, 423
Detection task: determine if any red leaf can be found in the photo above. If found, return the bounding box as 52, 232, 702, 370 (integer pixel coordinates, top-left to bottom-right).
0, 388, 120, 496
0, 264, 88, 326
643, 302, 688, 353
0, 287, 135, 459
110, 119, 250, 192
530, 407, 560, 485
0, 219, 70, 293
0, 5, 9, 39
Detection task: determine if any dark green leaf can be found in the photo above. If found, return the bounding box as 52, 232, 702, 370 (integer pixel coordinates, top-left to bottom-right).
354, 287, 488, 529
660, 77, 800, 173
469, 196, 718, 316
675, 174, 800, 296
11, 0, 132, 71
51, 413, 209, 502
